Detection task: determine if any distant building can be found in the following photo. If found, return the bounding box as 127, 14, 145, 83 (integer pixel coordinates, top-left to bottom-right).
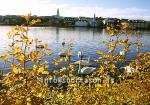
120, 19, 149, 29
146, 21, 150, 29
75, 13, 99, 27
128, 20, 148, 29
103, 18, 120, 27
89, 13, 99, 27
75, 20, 89, 27
52, 8, 63, 19
75, 17, 89, 27
63, 17, 78, 26
0, 16, 4, 24
120, 19, 129, 23
57, 8, 60, 17
96, 17, 104, 28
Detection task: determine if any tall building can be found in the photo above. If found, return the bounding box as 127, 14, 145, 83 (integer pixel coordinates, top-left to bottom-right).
52, 8, 63, 19
90, 13, 98, 27
93, 13, 96, 22
57, 8, 60, 17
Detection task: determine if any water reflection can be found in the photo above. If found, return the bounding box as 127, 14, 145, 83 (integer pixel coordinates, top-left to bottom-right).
0, 26, 150, 73
56, 27, 59, 43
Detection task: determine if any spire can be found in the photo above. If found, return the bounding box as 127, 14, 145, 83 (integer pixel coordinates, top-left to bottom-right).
57, 8, 60, 17
93, 13, 96, 21
93, 13, 96, 27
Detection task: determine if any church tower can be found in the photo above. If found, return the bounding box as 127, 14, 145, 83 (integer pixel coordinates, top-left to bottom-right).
92, 13, 97, 27
57, 8, 60, 17
93, 13, 96, 21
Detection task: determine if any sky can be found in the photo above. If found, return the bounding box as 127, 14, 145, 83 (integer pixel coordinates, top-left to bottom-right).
0, 0, 150, 20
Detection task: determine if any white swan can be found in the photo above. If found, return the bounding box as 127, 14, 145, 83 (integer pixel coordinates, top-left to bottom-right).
77, 59, 96, 75
78, 66, 96, 75
58, 50, 68, 57
125, 66, 136, 73
58, 50, 72, 57
120, 66, 136, 73
119, 50, 125, 56
73, 57, 91, 66
78, 51, 82, 59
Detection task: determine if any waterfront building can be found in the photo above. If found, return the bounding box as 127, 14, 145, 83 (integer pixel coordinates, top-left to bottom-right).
146, 21, 150, 29
103, 18, 119, 27
75, 14, 99, 27
129, 20, 148, 29
2, 16, 10, 24
63, 17, 78, 26
120, 19, 149, 29
120, 19, 129, 23
75, 18, 89, 27
0, 16, 4, 24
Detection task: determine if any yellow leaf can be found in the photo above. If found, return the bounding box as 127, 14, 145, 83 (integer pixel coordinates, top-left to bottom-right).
27, 102, 31, 105
0, 55, 10, 62
37, 92, 43, 97
38, 66, 44, 73
44, 43, 51, 50
27, 97, 31, 105
3, 51, 9, 56
60, 67, 67, 72
62, 75, 67, 79
14, 46, 21, 53
19, 54, 25, 61
27, 47, 31, 51
23, 13, 31, 22
42, 71, 49, 75
57, 93, 64, 99
12, 66, 21, 74
27, 40, 32, 45
33, 65, 37, 71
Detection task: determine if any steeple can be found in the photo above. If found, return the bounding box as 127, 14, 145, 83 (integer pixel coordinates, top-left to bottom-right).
93, 13, 96, 21
57, 8, 60, 17
92, 13, 97, 27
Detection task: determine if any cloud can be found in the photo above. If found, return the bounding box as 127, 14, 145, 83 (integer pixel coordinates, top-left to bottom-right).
0, 0, 149, 20
59, 6, 149, 20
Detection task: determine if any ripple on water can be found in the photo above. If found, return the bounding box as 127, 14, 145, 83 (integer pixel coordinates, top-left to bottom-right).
0, 26, 150, 73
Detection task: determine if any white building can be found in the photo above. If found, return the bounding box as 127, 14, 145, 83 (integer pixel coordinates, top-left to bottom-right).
103, 18, 119, 27
75, 13, 99, 27
75, 19, 89, 27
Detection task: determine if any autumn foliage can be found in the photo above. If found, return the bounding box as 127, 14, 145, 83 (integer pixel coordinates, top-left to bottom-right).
0, 14, 150, 105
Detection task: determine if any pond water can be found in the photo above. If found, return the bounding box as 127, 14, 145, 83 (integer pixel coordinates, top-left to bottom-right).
0, 26, 150, 73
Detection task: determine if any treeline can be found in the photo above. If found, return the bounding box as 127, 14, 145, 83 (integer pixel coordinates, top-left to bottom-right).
0, 15, 150, 30
0, 15, 105, 28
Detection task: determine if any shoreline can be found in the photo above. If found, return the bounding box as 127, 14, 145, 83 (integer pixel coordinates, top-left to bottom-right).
0, 25, 150, 30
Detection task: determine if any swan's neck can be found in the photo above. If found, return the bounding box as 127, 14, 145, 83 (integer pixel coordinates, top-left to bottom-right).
78, 61, 81, 73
